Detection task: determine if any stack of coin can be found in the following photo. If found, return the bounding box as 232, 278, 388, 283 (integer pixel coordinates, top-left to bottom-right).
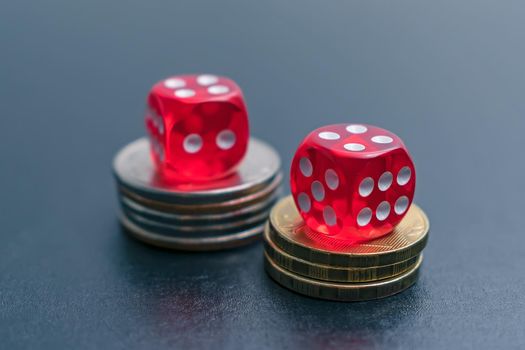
264, 196, 429, 301
113, 137, 282, 251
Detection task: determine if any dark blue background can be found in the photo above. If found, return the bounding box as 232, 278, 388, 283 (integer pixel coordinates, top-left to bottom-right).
1, 1, 524, 348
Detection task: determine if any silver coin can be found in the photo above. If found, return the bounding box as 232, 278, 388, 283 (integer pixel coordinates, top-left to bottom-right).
117, 172, 283, 214
120, 212, 264, 251
113, 137, 281, 204
119, 189, 280, 225
121, 207, 270, 237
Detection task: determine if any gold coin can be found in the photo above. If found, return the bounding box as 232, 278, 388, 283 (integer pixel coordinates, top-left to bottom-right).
264, 252, 422, 302
264, 223, 419, 283
269, 196, 429, 268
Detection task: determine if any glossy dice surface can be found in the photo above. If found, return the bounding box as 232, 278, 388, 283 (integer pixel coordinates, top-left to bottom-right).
290, 124, 415, 242
146, 74, 249, 182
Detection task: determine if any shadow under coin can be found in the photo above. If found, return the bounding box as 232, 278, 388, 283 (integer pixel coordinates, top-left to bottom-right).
258, 261, 430, 350
112, 226, 264, 346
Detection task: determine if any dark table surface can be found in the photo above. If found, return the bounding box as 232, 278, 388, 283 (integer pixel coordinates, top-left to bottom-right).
2, 1, 524, 349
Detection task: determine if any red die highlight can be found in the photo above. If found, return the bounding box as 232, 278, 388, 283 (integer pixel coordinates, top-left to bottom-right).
290, 124, 416, 242
145, 74, 249, 182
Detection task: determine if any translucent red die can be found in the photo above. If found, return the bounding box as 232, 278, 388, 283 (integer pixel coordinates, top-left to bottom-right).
145, 74, 249, 182
290, 124, 416, 242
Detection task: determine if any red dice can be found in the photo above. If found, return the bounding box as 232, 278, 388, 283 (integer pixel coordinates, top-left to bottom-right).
290, 124, 415, 242
145, 74, 249, 182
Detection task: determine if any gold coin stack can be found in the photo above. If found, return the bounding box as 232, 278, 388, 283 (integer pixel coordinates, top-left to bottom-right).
264, 196, 430, 301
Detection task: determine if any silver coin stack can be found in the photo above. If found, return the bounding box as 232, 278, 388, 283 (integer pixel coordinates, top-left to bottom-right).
113, 137, 282, 251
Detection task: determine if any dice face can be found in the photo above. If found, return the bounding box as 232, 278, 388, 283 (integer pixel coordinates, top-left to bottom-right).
290, 124, 416, 242
146, 74, 249, 182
